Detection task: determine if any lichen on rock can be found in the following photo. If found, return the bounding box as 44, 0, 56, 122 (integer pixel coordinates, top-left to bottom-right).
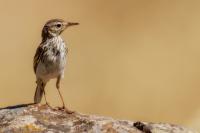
0, 104, 198, 133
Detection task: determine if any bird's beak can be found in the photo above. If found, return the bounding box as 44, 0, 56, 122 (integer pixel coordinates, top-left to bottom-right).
66, 22, 79, 27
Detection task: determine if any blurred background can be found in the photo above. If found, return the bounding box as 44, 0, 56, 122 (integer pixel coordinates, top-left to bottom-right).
0, 0, 200, 131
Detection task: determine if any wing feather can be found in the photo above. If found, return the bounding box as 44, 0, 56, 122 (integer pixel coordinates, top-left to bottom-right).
33, 44, 46, 73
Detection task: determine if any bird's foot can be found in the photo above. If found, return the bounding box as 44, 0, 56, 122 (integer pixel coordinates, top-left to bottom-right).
32, 103, 41, 108
54, 106, 74, 114
44, 102, 53, 109
37, 103, 53, 109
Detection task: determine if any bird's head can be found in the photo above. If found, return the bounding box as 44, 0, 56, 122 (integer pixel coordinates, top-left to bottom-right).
42, 19, 79, 39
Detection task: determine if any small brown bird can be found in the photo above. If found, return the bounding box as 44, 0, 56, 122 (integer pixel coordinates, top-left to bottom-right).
33, 19, 79, 113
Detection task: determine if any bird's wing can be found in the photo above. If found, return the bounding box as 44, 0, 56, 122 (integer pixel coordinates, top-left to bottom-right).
33, 44, 46, 73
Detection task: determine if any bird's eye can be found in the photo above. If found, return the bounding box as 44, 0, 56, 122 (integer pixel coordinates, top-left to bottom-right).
56, 24, 61, 28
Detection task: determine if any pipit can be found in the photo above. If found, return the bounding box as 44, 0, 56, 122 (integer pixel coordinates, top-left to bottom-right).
33, 19, 79, 113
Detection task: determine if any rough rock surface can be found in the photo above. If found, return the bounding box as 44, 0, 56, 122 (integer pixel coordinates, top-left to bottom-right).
0, 104, 198, 133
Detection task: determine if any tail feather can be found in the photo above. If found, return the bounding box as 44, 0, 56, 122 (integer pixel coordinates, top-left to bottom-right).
34, 82, 45, 104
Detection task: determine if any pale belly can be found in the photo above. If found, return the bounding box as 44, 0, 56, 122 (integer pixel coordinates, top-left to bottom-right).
36, 53, 66, 81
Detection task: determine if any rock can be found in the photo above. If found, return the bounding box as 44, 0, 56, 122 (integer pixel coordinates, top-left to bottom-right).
0, 104, 198, 133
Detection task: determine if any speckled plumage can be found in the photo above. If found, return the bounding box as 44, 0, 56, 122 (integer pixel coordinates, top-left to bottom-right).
33, 19, 78, 112
34, 36, 67, 82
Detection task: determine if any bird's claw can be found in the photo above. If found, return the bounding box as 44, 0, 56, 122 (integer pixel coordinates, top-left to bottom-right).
54, 106, 74, 114
45, 102, 53, 108
38, 103, 52, 109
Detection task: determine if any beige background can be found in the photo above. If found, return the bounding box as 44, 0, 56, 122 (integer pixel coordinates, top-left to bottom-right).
0, 0, 200, 131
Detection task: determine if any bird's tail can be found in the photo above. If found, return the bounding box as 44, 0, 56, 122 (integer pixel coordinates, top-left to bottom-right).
34, 80, 45, 104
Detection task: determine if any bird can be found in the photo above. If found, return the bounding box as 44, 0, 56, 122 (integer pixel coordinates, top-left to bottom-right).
33, 19, 79, 113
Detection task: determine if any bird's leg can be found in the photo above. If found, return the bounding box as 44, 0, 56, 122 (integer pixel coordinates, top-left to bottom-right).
43, 88, 51, 107
42, 83, 52, 108
56, 76, 74, 114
